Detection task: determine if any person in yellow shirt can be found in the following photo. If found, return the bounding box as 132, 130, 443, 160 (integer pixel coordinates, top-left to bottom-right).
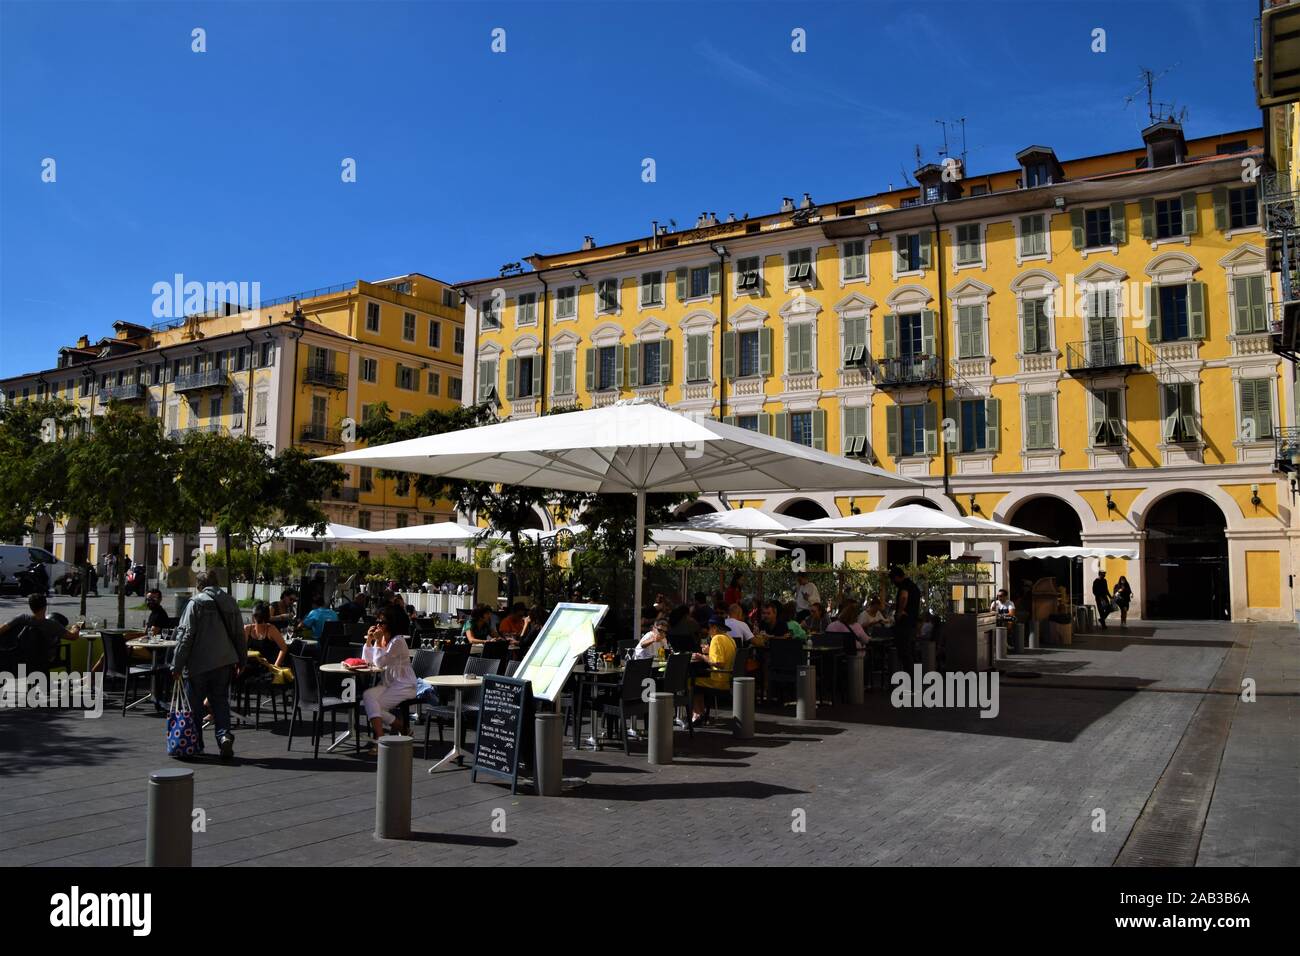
691, 616, 736, 724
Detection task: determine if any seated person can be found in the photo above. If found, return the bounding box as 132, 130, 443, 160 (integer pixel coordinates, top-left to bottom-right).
804, 602, 828, 634
270, 588, 298, 627
826, 602, 870, 654
690, 592, 712, 629
243, 602, 289, 666
690, 616, 737, 723
464, 607, 499, 645
755, 600, 791, 640
498, 602, 528, 640
634, 617, 669, 660
361, 606, 417, 744
300, 601, 339, 639
858, 597, 892, 635
725, 604, 755, 644
143, 588, 170, 632
991, 589, 1015, 621
0, 593, 84, 673
665, 604, 700, 655
517, 607, 545, 655
336, 596, 365, 625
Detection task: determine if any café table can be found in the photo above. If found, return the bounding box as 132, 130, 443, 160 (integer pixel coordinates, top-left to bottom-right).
126, 637, 177, 711
569, 661, 668, 750
423, 674, 483, 772
802, 643, 843, 705
319, 661, 379, 753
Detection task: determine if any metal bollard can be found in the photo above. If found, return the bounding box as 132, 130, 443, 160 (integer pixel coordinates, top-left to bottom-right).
795, 665, 816, 720
994, 626, 1008, 660
732, 677, 755, 738
146, 768, 193, 867
845, 655, 865, 705
534, 713, 563, 796
375, 735, 413, 840
649, 692, 674, 764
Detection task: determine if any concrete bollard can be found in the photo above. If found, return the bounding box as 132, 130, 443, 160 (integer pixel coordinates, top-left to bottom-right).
375, 735, 413, 840
795, 665, 816, 720
994, 626, 1008, 660
146, 768, 193, 867
649, 692, 674, 764
732, 677, 755, 738
845, 655, 865, 705
534, 713, 563, 796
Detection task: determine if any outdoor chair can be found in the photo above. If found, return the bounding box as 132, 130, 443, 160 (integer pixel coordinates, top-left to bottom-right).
286, 654, 359, 758
699, 646, 750, 722
479, 640, 510, 663
234, 662, 283, 730
102, 633, 168, 716
659, 651, 693, 737
764, 639, 803, 705
598, 657, 653, 754
423, 655, 500, 759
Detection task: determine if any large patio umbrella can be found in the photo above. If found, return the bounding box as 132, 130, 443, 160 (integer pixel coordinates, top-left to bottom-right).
316, 401, 916, 640
660, 506, 850, 555
274, 522, 370, 551
350, 521, 497, 548
1009, 544, 1138, 610
801, 503, 1046, 563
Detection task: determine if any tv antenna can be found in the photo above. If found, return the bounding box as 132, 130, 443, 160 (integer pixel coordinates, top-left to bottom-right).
1125, 66, 1185, 125
935, 117, 968, 170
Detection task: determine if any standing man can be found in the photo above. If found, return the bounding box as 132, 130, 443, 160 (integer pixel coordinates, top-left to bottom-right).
794, 573, 821, 614
171, 570, 247, 761
105, 552, 118, 595
889, 566, 922, 671
1092, 570, 1113, 630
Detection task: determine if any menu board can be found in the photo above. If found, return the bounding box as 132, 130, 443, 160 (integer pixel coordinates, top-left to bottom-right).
513, 603, 608, 702
471, 675, 532, 794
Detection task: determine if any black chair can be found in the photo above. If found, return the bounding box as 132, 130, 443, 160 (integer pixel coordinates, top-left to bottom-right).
698, 646, 750, 722
479, 641, 510, 663
504, 660, 519, 677
765, 639, 803, 705
102, 634, 167, 716
395, 649, 442, 736
423, 656, 500, 759
659, 652, 693, 738
234, 662, 282, 730
599, 658, 653, 754
287, 655, 359, 758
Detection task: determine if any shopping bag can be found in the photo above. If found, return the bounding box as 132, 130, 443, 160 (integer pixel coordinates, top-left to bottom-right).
166, 680, 201, 758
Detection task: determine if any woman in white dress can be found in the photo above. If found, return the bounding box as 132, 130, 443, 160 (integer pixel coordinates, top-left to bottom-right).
361, 605, 418, 741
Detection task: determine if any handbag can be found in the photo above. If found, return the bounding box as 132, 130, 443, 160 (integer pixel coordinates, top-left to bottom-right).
166, 680, 201, 758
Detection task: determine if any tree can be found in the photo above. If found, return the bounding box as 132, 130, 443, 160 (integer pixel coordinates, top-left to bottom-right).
65, 403, 177, 627
0, 398, 78, 541
173, 432, 272, 577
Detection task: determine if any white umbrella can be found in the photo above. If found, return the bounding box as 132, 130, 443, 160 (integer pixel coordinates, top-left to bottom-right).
957, 515, 1054, 544
350, 521, 496, 547
317, 401, 915, 641
651, 528, 753, 551
276, 522, 369, 542
803, 503, 1047, 564
660, 506, 850, 557
1008, 546, 1136, 611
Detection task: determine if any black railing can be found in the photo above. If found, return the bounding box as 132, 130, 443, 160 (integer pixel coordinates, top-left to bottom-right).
173, 368, 227, 392
303, 366, 348, 389
1065, 336, 1145, 374
300, 424, 343, 445
872, 354, 941, 388
1275, 426, 1300, 473
98, 383, 145, 402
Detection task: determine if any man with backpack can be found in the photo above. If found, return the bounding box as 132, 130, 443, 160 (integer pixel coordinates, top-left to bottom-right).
171, 571, 247, 761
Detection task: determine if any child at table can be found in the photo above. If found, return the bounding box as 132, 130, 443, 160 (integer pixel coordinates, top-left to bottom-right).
361, 605, 418, 744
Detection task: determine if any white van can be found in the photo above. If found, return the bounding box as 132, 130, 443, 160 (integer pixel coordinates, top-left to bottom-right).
0, 545, 76, 593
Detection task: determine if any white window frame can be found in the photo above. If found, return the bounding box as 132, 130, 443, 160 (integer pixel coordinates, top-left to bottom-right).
360, 357, 378, 384
734, 255, 763, 296
595, 277, 621, 316
1015, 213, 1050, 264
554, 285, 577, 321
952, 222, 985, 271
516, 291, 538, 327
365, 302, 381, 334
402, 312, 416, 342
784, 247, 815, 291
639, 271, 664, 309
840, 239, 868, 285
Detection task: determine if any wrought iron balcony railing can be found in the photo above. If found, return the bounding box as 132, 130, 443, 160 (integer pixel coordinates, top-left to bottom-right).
303, 366, 348, 389
98, 383, 145, 402
1064, 336, 1146, 375
872, 354, 941, 388
300, 424, 343, 445
173, 368, 227, 392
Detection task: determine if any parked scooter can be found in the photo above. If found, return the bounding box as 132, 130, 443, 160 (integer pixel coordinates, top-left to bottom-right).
124, 562, 147, 597
16, 562, 49, 597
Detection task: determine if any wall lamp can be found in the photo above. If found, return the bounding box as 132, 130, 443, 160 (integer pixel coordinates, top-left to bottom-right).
968, 494, 982, 515
849, 497, 861, 515
572, 269, 588, 280
710, 242, 729, 258
1053, 196, 1067, 210
1251, 483, 1262, 507
1105, 490, 1117, 512
866, 221, 881, 235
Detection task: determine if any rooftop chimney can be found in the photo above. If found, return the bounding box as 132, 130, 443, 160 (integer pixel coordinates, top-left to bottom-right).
77, 335, 89, 349
781, 197, 795, 212
581, 235, 595, 250
800, 193, 813, 209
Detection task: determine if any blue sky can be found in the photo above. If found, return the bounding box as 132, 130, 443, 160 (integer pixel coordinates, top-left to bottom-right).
0, 0, 1261, 376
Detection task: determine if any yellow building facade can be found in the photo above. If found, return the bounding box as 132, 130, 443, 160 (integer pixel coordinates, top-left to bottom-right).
461, 122, 1296, 622
2, 273, 465, 571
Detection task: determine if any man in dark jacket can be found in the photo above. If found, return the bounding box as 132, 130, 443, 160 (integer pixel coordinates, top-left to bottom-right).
172, 571, 247, 760
1092, 571, 1113, 630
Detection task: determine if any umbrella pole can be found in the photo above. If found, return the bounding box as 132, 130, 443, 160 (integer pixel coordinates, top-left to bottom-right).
633, 490, 646, 644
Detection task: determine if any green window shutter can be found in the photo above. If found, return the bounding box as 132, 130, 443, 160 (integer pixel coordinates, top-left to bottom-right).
923, 401, 938, 455
1110, 202, 1127, 244
759, 412, 772, 435
895, 238, 907, 274
1213, 187, 1229, 232
885, 405, 899, 457
883, 313, 898, 358
1257, 380, 1274, 439
774, 411, 789, 441
1180, 383, 1199, 440
1188, 282, 1206, 339
1140, 198, 1155, 240
797, 324, 812, 371
812, 409, 826, 450
675, 268, 687, 302
1025, 395, 1042, 449
1239, 379, 1257, 440
722, 415, 736, 427
660, 341, 672, 384
552, 352, 563, 394
1181, 191, 1198, 235
918, 229, 932, 269
1146, 285, 1161, 342
1233, 277, 1251, 333
708, 263, 720, 295
760, 327, 773, 375
1089, 390, 1106, 444
532, 356, 543, 396
1070, 209, 1085, 250
722, 331, 737, 380
958, 306, 982, 359
613, 343, 625, 386
921, 310, 937, 355
985, 397, 1001, 452
585, 348, 597, 392
1021, 299, 1037, 353
1249, 275, 1267, 332
504, 358, 517, 400
1160, 385, 1177, 441
685, 336, 698, 382
627, 343, 641, 387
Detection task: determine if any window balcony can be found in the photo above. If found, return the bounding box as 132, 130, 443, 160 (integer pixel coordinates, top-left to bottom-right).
1064, 336, 1146, 376
173, 369, 227, 392
300, 424, 343, 445
329, 485, 360, 502
872, 354, 941, 389
98, 383, 145, 402
303, 366, 348, 389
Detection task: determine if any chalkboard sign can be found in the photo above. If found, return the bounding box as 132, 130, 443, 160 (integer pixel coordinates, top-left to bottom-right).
471, 675, 532, 794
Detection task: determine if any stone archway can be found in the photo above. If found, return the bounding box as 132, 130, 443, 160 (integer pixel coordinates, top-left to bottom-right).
1142, 491, 1229, 620
775, 498, 831, 564
678, 501, 718, 519
1006, 495, 1085, 604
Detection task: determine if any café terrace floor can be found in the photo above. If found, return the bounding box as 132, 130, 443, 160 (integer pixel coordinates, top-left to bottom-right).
1, 618, 1295, 867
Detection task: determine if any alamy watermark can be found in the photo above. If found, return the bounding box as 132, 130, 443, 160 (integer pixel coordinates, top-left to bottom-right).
891, 665, 999, 719
0, 667, 104, 718
151, 273, 261, 319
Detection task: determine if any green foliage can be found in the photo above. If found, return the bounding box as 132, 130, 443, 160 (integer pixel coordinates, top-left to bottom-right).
0, 399, 78, 541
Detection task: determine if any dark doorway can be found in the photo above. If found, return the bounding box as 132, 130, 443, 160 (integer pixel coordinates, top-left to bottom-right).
776, 499, 830, 564
1143, 492, 1229, 620
678, 501, 717, 519
1007, 496, 1084, 604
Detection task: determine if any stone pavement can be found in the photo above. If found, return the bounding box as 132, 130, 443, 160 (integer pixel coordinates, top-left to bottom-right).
0, 618, 1294, 867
